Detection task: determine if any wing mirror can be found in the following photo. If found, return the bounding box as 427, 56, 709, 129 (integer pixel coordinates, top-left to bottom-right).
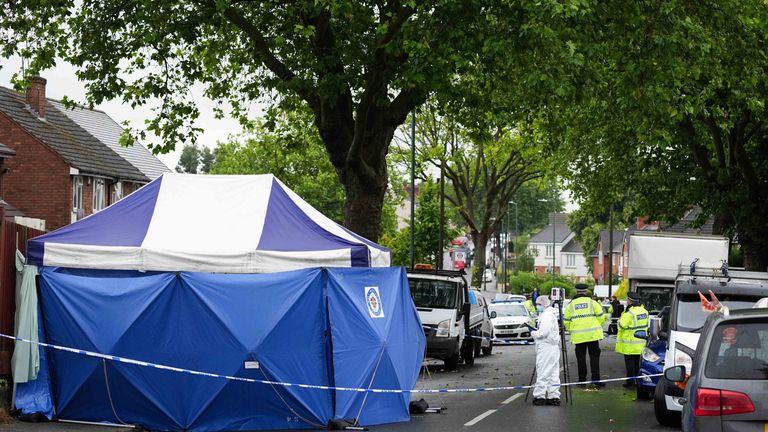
634, 330, 648, 340
664, 365, 686, 383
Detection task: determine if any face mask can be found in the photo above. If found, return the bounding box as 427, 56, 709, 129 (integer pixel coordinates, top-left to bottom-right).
537, 305, 544, 313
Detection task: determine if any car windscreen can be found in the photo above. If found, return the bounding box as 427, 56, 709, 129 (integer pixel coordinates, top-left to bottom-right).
489, 304, 527, 317
705, 321, 768, 380
675, 294, 763, 332
408, 279, 458, 309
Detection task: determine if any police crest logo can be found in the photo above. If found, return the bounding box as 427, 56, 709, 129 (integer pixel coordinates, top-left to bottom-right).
366, 286, 384, 318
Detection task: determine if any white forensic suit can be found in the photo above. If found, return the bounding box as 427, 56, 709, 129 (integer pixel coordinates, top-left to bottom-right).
530, 303, 561, 400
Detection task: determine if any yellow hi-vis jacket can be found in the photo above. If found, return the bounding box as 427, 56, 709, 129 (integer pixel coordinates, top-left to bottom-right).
523, 299, 537, 316
563, 296, 606, 344
616, 305, 650, 355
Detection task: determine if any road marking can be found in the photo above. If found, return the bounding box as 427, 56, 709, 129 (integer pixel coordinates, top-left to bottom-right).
464, 409, 497, 427
501, 393, 523, 405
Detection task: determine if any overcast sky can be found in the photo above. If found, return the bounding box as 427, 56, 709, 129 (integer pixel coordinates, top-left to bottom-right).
0, 56, 244, 170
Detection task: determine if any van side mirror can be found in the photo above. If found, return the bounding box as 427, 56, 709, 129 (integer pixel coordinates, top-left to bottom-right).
664, 365, 686, 383
634, 330, 648, 340
490, 311, 497, 319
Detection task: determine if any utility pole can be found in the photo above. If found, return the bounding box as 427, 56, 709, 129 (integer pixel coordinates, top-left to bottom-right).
409, 110, 416, 269
608, 206, 614, 298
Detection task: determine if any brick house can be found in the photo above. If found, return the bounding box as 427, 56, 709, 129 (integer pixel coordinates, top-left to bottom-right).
0, 77, 170, 230
591, 229, 625, 284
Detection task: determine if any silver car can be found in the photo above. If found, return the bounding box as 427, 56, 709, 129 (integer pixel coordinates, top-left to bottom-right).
665, 308, 768, 432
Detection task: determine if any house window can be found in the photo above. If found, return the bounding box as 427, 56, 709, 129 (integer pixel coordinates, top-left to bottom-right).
72, 176, 83, 211
566, 254, 576, 268
111, 182, 123, 204
546, 245, 554, 257
93, 178, 106, 212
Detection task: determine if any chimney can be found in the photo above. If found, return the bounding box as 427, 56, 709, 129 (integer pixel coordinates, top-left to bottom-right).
26, 76, 47, 118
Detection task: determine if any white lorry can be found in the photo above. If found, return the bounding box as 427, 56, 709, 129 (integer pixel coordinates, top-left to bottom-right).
628, 232, 729, 314
407, 268, 491, 370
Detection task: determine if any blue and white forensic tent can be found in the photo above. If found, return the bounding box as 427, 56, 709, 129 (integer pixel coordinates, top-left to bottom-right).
15, 174, 425, 431
28, 174, 390, 271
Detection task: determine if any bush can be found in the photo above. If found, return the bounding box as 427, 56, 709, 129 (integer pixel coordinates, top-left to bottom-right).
508, 272, 590, 298
508, 272, 542, 294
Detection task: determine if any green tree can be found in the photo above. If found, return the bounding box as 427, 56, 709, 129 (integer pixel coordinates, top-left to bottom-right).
199, 147, 215, 174
2, 0, 571, 241
543, 0, 768, 270
176, 144, 201, 174
380, 179, 459, 267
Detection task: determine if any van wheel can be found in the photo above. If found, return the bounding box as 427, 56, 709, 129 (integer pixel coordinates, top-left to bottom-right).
482, 341, 493, 356
462, 339, 475, 365
474, 338, 482, 357
444, 352, 460, 370
653, 378, 681, 426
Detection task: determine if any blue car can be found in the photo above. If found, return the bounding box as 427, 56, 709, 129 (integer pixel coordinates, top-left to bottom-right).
637, 338, 666, 399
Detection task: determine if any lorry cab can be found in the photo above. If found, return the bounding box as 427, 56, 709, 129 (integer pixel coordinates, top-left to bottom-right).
654, 266, 768, 427
407, 268, 476, 370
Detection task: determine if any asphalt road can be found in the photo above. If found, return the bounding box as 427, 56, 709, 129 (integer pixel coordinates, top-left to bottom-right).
0, 287, 678, 432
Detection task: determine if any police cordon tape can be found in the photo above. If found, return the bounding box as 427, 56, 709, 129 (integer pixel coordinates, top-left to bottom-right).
0, 333, 660, 394
466, 334, 535, 345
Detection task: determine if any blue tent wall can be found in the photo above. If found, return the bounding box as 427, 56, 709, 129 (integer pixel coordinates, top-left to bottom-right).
326, 268, 425, 425
37, 267, 331, 431
18, 267, 424, 431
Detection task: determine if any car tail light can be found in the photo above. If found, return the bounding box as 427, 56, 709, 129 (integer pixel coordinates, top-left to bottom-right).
720, 390, 755, 415
694, 388, 754, 417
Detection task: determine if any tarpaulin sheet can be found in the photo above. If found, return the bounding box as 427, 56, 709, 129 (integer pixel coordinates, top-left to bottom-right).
327, 268, 425, 425
20, 266, 423, 431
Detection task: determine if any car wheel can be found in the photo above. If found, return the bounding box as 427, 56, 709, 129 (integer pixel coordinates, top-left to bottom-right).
636, 386, 653, 400
462, 338, 475, 365
482, 341, 493, 356
653, 377, 681, 427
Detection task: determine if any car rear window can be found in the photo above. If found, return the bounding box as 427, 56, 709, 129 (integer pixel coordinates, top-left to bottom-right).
705, 321, 768, 380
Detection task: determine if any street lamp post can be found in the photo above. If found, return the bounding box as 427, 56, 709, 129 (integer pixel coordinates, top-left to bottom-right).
506, 200, 518, 293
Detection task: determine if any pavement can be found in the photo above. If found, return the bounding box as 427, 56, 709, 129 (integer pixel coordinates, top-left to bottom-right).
0, 283, 676, 432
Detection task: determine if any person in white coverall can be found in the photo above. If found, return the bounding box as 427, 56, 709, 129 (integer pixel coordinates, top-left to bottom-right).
530, 295, 561, 406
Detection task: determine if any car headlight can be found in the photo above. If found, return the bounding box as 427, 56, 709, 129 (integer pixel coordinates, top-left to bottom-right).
674, 348, 693, 371
436, 319, 451, 337
642, 347, 660, 363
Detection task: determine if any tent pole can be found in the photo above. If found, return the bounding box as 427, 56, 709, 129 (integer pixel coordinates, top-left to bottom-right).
353, 345, 387, 426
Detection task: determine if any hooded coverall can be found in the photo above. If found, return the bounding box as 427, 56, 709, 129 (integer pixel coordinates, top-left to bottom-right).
531, 305, 561, 400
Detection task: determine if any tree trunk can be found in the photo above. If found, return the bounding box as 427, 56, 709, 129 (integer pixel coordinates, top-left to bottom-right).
342, 165, 388, 242
470, 229, 491, 288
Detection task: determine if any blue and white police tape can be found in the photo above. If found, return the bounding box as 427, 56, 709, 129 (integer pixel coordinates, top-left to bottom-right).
466, 334, 535, 345
0, 333, 660, 394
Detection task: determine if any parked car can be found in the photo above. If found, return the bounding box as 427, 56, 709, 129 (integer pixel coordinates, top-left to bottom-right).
483, 268, 495, 283
469, 289, 494, 356
489, 302, 534, 342
637, 306, 670, 400
655, 266, 768, 427
664, 307, 768, 432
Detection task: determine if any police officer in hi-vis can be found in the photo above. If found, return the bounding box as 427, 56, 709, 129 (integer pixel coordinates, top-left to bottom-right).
616, 292, 649, 388
563, 284, 607, 387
